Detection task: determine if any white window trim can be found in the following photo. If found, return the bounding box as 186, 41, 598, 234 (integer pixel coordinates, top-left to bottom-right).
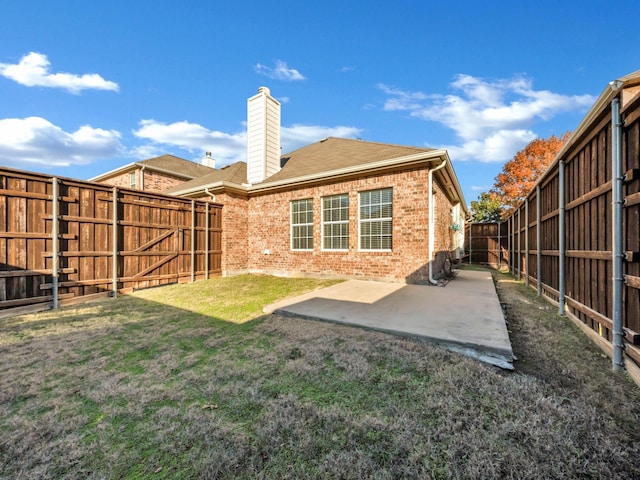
290, 198, 314, 251
129, 171, 137, 189
358, 188, 393, 252
321, 194, 349, 251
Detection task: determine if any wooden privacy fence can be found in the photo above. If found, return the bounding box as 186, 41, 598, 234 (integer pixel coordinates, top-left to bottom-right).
0, 166, 222, 317
464, 222, 508, 268
504, 73, 640, 379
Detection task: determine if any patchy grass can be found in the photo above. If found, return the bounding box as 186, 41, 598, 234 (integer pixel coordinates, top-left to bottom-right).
1, 273, 639, 479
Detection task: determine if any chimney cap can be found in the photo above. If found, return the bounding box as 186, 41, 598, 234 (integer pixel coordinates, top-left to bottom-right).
258, 86, 270, 95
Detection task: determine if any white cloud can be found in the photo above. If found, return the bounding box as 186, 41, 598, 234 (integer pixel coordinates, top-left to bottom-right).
442, 129, 538, 162
0, 52, 119, 94
132, 120, 362, 164
255, 60, 306, 81
379, 74, 595, 162
133, 120, 247, 164
0, 117, 123, 167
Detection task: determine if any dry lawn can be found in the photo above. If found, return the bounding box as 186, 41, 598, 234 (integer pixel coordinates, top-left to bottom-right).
1, 272, 639, 479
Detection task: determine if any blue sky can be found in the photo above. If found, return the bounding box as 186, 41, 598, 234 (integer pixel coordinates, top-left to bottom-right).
1, 0, 638, 205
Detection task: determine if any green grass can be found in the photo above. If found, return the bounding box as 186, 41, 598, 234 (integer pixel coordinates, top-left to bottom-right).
1, 273, 639, 479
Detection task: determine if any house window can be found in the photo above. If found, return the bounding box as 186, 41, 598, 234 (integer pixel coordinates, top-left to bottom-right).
359, 188, 392, 251
322, 194, 349, 250
291, 199, 314, 250
129, 171, 137, 189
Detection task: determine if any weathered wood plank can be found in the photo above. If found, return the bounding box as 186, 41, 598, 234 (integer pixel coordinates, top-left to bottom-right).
566, 250, 612, 260
624, 274, 640, 290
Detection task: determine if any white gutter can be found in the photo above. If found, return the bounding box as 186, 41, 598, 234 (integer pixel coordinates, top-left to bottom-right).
428, 159, 448, 285
170, 180, 248, 197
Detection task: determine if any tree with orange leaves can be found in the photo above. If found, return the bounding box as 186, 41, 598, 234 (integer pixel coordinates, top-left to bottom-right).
492, 132, 570, 210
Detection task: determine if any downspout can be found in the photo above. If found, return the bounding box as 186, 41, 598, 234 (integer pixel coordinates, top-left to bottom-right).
204, 188, 216, 202
140, 165, 146, 190
611, 95, 625, 372
428, 159, 448, 284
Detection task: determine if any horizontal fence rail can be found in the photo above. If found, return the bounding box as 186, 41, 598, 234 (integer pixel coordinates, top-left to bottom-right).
497, 86, 640, 377
0, 167, 223, 317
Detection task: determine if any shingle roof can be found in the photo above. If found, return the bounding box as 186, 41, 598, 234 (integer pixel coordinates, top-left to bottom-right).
164, 137, 436, 195
260, 137, 434, 184
139, 154, 216, 178
163, 161, 247, 193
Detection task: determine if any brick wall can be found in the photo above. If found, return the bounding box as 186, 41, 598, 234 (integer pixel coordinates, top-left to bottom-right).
217, 192, 249, 274
102, 169, 138, 189
143, 170, 188, 192
187, 166, 458, 283
244, 167, 442, 283
98, 168, 188, 193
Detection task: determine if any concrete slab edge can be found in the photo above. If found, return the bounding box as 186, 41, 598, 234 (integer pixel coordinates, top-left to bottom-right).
272, 309, 515, 370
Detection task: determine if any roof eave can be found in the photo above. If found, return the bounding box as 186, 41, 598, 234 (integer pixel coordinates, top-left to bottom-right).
89, 162, 198, 182
168, 180, 249, 198
249, 150, 449, 192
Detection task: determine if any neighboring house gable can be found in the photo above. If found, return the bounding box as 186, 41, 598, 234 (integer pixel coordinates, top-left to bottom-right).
90, 154, 216, 192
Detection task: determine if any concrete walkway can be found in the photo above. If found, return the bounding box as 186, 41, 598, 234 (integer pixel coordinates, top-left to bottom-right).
264, 269, 514, 369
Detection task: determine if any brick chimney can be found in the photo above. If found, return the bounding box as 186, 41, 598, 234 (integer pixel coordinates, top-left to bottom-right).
246, 86, 281, 184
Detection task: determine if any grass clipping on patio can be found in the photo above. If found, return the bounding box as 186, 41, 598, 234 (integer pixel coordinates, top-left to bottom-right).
1, 273, 639, 479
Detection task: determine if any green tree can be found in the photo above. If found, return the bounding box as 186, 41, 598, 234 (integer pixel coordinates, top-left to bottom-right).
470, 192, 503, 223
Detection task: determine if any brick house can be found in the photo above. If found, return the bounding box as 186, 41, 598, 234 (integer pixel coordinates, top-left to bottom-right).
89, 153, 217, 192
94, 87, 468, 283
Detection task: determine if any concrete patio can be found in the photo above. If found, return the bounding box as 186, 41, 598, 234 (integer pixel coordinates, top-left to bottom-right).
264, 269, 514, 369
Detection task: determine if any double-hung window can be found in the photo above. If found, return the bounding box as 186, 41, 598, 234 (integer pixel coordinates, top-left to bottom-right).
322, 194, 349, 250
291, 199, 314, 250
359, 188, 392, 251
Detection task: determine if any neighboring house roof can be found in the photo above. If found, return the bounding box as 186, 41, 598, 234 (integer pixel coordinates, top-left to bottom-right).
163, 161, 248, 194
90, 154, 216, 182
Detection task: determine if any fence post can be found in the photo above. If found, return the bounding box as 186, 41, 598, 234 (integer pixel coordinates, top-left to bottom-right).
611, 96, 625, 372
508, 217, 511, 274
525, 199, 529, 286
559, 160, 566, 316
112, 187, 118, 298
536, 185, 542, 296
517, 208, 521, 280
51, 177, 59, 310
497, 221, 501, 270
469, 223, 472, 265
191, 200, 195, 283
205, 202, 209, 280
